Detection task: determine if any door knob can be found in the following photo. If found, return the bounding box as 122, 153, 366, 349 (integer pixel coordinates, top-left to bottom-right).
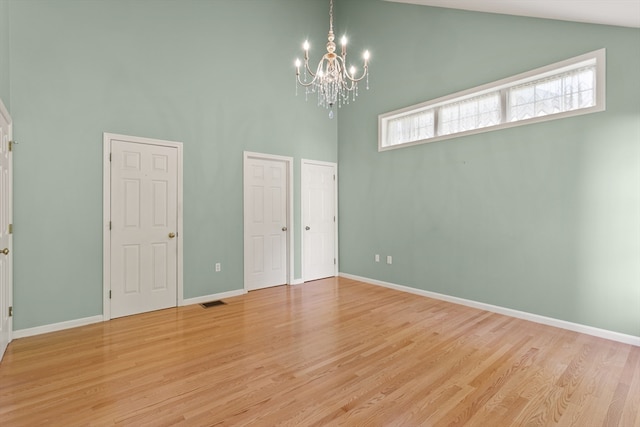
305, 226, 310, 230
282, 227, 287, 232
168, 232, 176, 238
1, 248, 8, 255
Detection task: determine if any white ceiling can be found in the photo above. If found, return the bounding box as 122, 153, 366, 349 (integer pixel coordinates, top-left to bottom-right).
385, 0, 640, 28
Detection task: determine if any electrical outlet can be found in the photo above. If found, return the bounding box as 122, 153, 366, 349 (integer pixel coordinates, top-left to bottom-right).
387, 256, 392, 265
215, 263, 221, 272
375, 254, 380, 262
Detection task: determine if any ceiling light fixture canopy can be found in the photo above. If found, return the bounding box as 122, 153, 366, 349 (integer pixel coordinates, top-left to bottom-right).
295, 0, 370, 119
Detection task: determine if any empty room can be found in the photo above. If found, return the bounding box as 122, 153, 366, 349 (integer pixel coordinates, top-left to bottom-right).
0, 0, 639, 425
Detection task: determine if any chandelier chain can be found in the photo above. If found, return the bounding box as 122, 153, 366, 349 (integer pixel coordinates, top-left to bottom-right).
329, 0, 333, 33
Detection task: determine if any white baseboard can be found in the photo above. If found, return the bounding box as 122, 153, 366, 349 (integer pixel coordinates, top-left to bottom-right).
290, 278, 305, 285
13, 315, 104, 339
182, 289, 246, 306
339, 272, 640, 347
13, 289, 247, 340
14, 278, 637, 347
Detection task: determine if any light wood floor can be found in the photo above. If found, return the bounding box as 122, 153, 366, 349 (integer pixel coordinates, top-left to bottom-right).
0, 277, 638, 426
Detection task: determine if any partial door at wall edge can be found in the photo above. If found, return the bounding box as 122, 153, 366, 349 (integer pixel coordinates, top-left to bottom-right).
0, 99, 12, 361
302, 160, 337, 282
103, 133, 183, 319
243, 152, 292, 291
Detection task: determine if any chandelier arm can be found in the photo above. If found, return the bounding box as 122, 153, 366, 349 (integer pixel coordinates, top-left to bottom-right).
332, 60, 343, 77
304, 59, 317, 78
333, 54, 345, 70
334, 54, 368, 83
345, 67, 369, 83
314, 57, 327, 78
296, 74, 317, 87
341, 74, 357, 90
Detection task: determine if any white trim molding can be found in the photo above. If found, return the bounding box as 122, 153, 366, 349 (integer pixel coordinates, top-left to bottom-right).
13, 315, 104, 340
339, 272, 640, 347
0, 98, 12, 353
13, 288, 247, 339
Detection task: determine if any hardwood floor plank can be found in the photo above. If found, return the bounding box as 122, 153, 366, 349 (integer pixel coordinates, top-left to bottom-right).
1, 277, 638, 426
607, 348, 640, 427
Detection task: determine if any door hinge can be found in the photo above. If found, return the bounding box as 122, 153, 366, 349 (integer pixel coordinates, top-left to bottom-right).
8, 223, 12, 234
109, 152, 112, 162
334, 216, 336, 222
8, 141, 13, 152
8, 306, 12, 317
333, 174, 336, 181
109, 221, 112, 230
109, 290, 112, 299
334, 258, 336, 265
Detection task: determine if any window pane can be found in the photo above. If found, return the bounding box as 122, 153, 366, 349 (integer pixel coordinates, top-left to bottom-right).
438, 92, 501, 136
508, 65, 595, 122
386, 110, 434, 146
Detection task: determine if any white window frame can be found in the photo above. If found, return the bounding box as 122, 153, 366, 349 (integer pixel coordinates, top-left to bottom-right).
378, 49, 605, 151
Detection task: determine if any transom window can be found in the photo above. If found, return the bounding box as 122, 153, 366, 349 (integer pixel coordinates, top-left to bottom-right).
439, 92, 501, 136
379, 49, 605, 151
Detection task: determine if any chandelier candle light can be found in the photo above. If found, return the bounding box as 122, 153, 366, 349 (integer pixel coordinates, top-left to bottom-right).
295, 0, 370, 119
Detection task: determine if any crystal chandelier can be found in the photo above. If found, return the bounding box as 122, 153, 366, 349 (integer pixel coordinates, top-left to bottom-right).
295, 0, 370, 119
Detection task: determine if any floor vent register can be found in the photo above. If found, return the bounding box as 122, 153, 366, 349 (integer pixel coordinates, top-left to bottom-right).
200, 300, 226, 308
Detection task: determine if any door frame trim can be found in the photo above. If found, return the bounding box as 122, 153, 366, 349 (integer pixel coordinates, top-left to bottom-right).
0, 97, 13, 356
243, 151, 294, 291
102, 133, 184, 320
301, 159, 338, 282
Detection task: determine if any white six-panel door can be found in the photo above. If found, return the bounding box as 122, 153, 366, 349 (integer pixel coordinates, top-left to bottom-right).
302, 160, 337, 282
109, 139, 178, 318
0, 100, 12, 360
244, 153, 290, 291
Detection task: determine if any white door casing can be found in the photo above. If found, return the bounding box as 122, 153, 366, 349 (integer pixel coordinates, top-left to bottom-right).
0, 99, 12, 360
243, 152, 293, 291
103, 133, 183, 319
301, 160, 337, 282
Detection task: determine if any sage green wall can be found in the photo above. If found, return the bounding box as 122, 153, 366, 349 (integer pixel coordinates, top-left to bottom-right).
0, 0, 9, 108
8, 0, 639, 337
9, 0, 337, 329
338, 1, 640, 336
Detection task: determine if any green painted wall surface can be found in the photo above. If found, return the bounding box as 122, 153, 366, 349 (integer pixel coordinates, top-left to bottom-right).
6, 0, 639, 338
338, 1, 640, 336
0, 0, 9, 108
9, 0, 337, 329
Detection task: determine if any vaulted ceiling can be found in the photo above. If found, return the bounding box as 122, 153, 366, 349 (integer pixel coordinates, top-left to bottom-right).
385, 0, 640, 28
